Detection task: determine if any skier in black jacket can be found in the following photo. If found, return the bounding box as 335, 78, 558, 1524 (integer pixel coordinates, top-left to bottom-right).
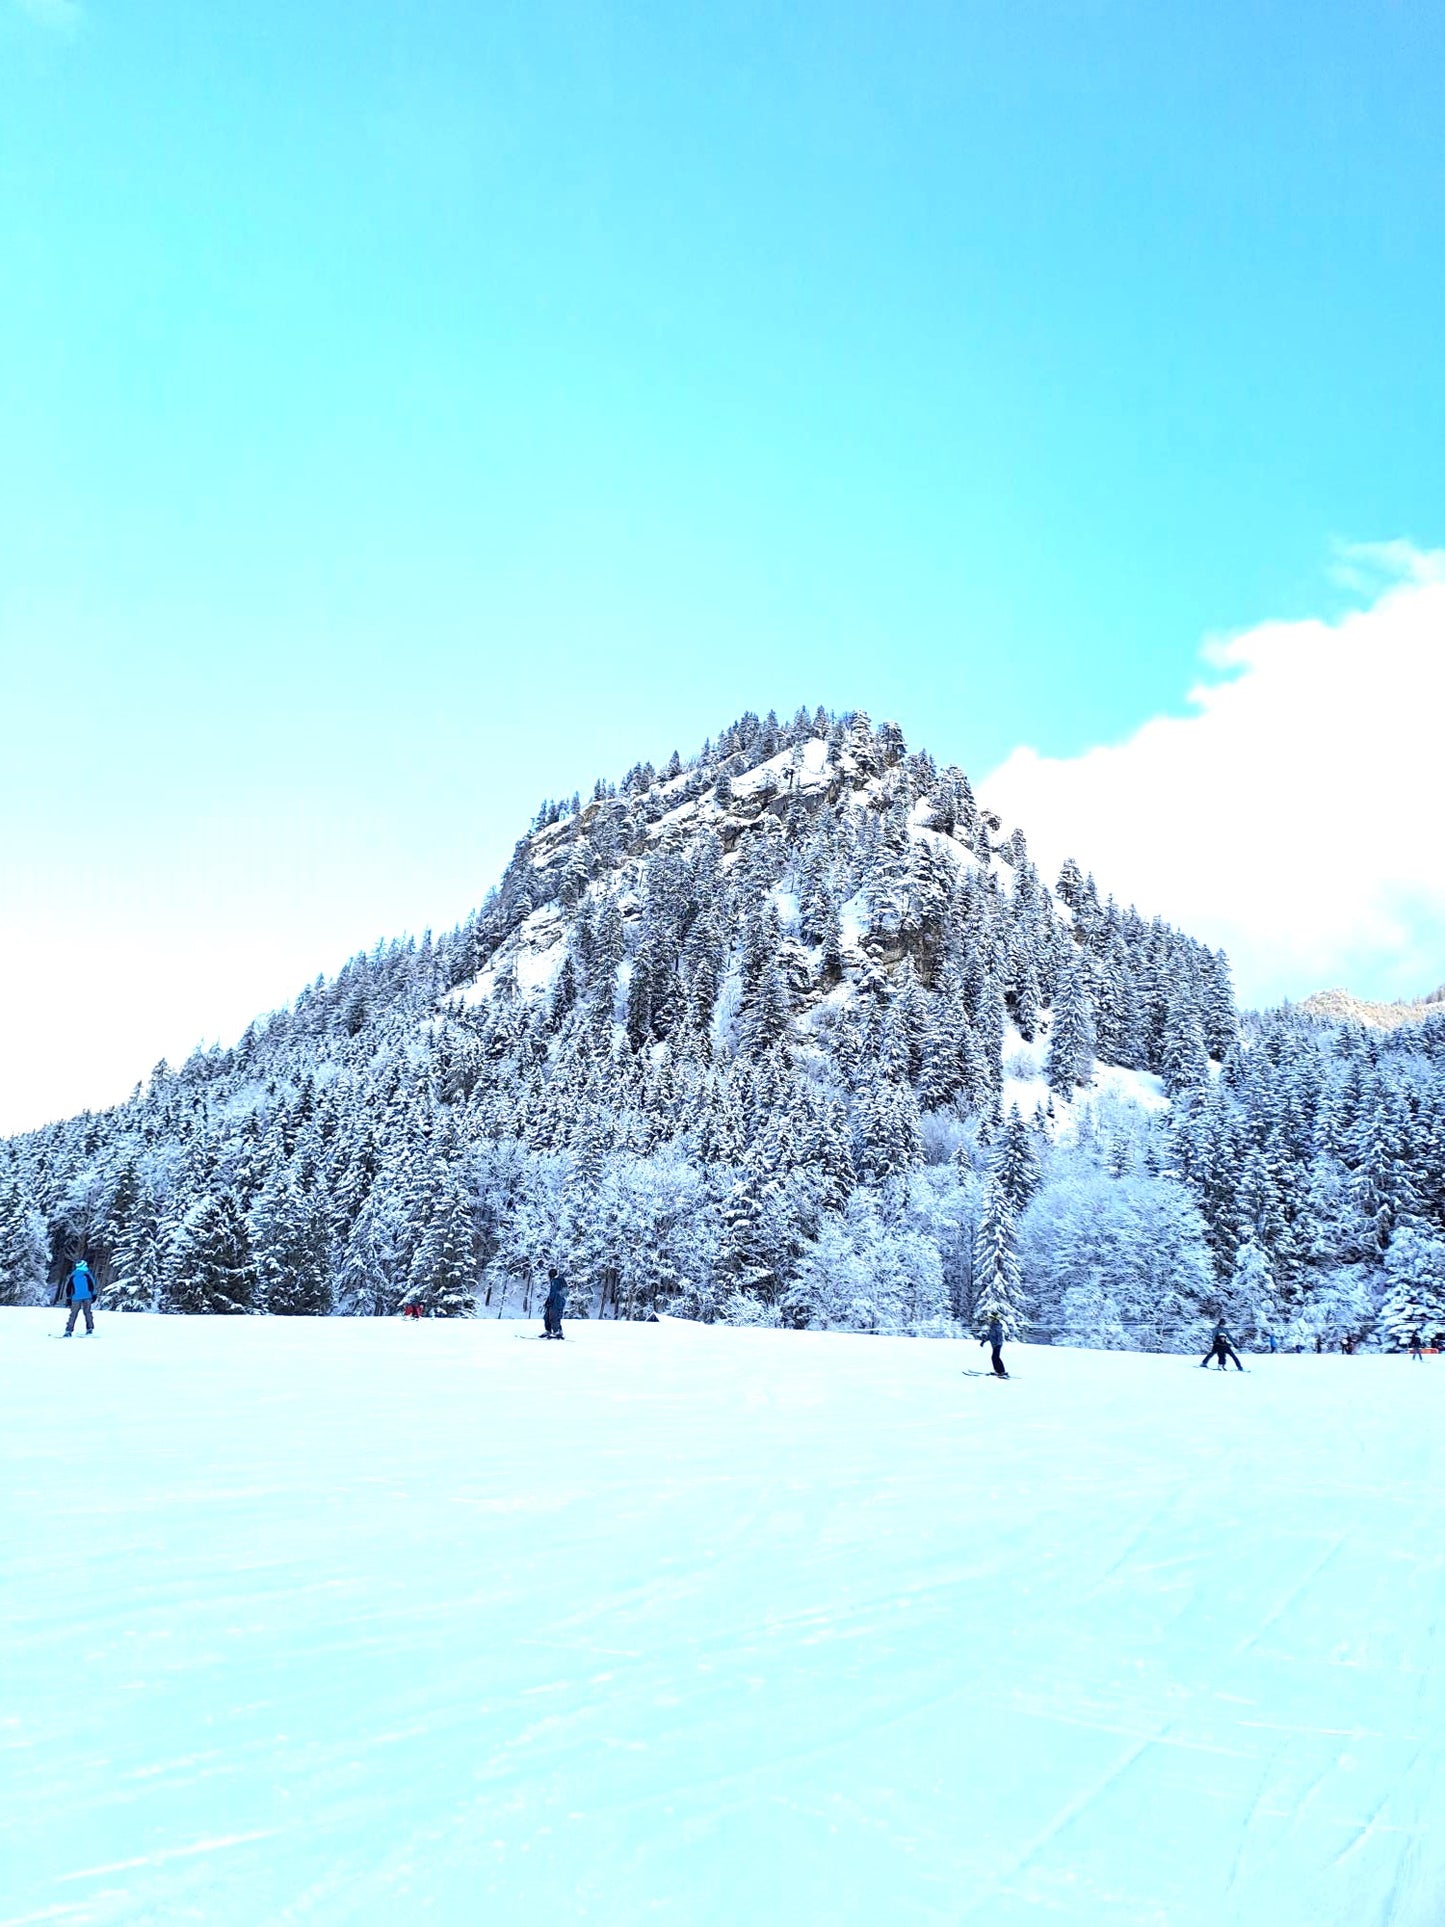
1200, 1321, 1243, 1370
980, 1314, 1007, 1379
542, 1268, 567, 1340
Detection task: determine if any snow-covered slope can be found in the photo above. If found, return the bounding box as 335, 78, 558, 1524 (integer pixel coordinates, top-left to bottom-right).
6, 1311, 1443, 1925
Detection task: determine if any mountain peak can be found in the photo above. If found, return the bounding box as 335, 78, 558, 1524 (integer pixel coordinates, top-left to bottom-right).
1297, 985, 1445, 1030
0, 702, 1253, 1345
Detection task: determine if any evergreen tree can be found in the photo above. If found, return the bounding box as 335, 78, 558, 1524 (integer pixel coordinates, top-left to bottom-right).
972, 1176, 1027, 1337
1379, 1228, 1445, 1349
1161, 1003, 1211, 1097
0, 1177, 49, 1306
164, 1191, 258, 1314
405, 1170, 477, 1317
1045, 955, 1096, 1096
1222, 1240, 1275, 1346
741, 963, 792, 1057
991, 1108, 1042, 1213
338, 1188, 409, 1315
855, 1080, 922, 1185
251, 1178, 332, 1315
110, 1191, 164, 1312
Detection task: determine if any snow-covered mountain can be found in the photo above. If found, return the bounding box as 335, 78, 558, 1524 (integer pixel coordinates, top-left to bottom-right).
3, 705, 1444, 1348
1298, 984, 1445, 1030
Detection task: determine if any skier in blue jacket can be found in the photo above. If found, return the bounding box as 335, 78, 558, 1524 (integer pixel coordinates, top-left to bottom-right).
56, 1258, 98, 1336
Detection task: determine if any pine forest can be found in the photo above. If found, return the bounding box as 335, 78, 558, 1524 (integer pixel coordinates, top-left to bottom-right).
5, 707, 1444, 1351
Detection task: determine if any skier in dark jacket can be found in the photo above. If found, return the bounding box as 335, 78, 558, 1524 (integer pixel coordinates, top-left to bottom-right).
1200, 1321, 1243, 1370
980, 1314, 1007, 1379
1409, 1330, 1424, 1361
55, 1258, 98, 1336
542, 1268, 567, 1340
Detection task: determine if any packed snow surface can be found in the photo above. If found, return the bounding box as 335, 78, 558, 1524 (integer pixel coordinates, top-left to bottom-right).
5, 1313, 1444, 1926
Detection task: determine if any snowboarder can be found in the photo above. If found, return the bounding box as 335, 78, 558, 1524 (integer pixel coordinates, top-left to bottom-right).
1200, 1321, 1243, 1371
55, 1258, 98, 1336
542, 1267, 567, 1340
1409, 1330, 1424, 1361
980, 1314, 1007, 1379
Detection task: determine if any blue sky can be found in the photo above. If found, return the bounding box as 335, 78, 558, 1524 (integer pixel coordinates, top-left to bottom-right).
2, 0, 1443, 1128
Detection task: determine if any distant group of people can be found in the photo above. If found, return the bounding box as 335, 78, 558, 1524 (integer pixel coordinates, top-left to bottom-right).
1203, 1324, 1445, 1363
43, 1253, 1444, 1367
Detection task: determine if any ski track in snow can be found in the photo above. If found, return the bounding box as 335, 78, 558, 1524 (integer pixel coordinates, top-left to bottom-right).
3, 1312, 1444, 1925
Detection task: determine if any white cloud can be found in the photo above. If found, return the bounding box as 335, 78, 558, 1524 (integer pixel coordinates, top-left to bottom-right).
982, 545, 1445, 1010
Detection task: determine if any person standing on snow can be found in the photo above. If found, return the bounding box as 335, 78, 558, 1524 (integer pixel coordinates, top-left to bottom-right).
980, 1314, 1007, 1379
1200, 1321, 1243, 1371
1409, 1330, 1424, 1361
542, 1267, 567, 1340
55, 1258, 98, 1336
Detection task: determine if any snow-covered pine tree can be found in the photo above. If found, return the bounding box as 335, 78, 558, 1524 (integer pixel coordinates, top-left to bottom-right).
1378, 1228, 1445, 1350
164, 1190, 258, 1314
972, 1175, 1027, 1338
991, 1108, 1042, 1213
404, 1169, 477, 1317
251, 1177, 332, 1316
1222, 1240, 1275, 1347
1161, 1000, 1211, 1097
109, 1190, 165, 1312
0, 1176, 49, 1306
1045, 953, 1096, 1097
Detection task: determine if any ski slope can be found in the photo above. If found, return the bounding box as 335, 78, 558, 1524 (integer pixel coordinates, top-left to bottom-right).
4, 1313, 1443, 1926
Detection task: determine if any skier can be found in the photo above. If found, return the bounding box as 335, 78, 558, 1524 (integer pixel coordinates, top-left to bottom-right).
542, 1267, 567, 1340
980, 1313, 1007, 1379
1199, 1321, 1243, 1371
1409, 1330, 1424, 1361
55, 1257, 98, 1337
1264, 1329, 1278, 1353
